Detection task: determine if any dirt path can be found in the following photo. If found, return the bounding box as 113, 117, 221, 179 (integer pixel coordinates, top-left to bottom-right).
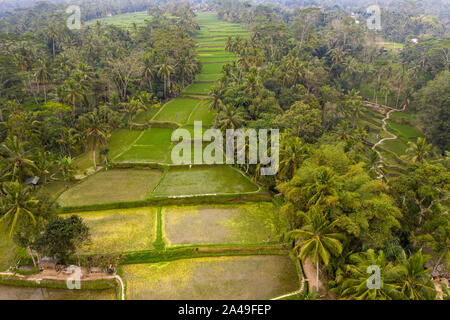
303, 258, 323, 293
367, 102, 406, 179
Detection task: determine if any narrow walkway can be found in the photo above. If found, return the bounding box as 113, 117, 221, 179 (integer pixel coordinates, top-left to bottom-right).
114, 275, 125, 300
271, 277, 305, 300
367, 102, 406, 179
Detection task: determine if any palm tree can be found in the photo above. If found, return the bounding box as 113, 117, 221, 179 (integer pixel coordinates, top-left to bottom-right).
339, 249, 402, 300
62, 79, 84, 116
34, 58, 50, 102
121, 98, 148, 128
57, 156, 76, 181
0, 136, 37, 182
345, 89, 363, 125
279, 135, 308, 180
287, 207, 345, 291
157, 61, 175, 100
216, 104, 244, 130
406, 137, 432, 164
44, 23, 60, 58
142, 53, 155, 90
0, 182, 37, 238
80, 111, 108, 170
208, 86, 225, 111
393, 249, 436, 300
177, 55, 198, 88
304, 167, 338, 207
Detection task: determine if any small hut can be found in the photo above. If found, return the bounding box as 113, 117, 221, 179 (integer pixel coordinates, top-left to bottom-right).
38, 258, 57, 270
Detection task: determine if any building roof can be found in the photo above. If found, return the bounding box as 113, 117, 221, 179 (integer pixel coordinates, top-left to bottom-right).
24, 176, 40, 185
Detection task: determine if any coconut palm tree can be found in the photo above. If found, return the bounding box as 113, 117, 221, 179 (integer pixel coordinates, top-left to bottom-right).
279, 134, 308, 180
339, 249, 402, 300
393, 249, 437, 300
121, 98, 148, 128
34, 58, 50, 102
142, 53, 155, 90
208, 86, 225, 111
0, 182, 37, 238
80, 111, 108, 170
406, 137, 432, 164
304, 167, 338, 207
44, 23, 60, 58
0, 136, 37, 182
157, 61, 175, 100
287, 207, 345, 291
216, 104, 244, 130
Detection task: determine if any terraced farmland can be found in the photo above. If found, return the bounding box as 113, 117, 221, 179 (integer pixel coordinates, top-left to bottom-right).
51, 12, 299, 301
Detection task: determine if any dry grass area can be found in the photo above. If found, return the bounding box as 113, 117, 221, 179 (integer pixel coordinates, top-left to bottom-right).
66, 207, 158, 254
122, 255, 299, 300
163, 203, 285, 246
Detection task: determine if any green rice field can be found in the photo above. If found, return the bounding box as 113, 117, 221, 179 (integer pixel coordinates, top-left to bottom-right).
58, 169, 162, 206
122, 255, 299, 300
152, 166, 259, 197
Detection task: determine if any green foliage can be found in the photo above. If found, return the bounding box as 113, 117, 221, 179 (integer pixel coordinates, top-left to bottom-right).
279, 143, 402, 248
32, 215, 90, 263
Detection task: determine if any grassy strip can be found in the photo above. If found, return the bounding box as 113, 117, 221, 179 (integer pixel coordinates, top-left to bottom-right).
59, 192, 272, 213
289, 251, 306, 294
148, 121, 180, 128
152, 207, 165, 251
0, 274, 117, 290
120, 243, 290, 265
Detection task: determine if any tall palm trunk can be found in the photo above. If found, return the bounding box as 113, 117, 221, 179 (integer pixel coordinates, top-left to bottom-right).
52, 38, 55, 59
93, 149, 97, 170
43, 83, 47, 102
27, 247, 37, 268
316, 261, 320, 292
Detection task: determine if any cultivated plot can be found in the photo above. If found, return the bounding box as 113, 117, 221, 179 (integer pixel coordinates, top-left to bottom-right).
108, 129, 143, 159
122, 255, 299, 300
153, 98, 199, 124
183, 82, 215, 94
162, 203, 285, 246
58, 169, 162, 206
201, 63, 225, 74
152, 166, 259, 197
72, 207, 157, 254
186, 101, 215, 125
114, 128, 174, 163
0, 286, 117, 300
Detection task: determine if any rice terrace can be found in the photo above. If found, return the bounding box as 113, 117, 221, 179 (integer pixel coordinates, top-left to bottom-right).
0, 0, 448, 306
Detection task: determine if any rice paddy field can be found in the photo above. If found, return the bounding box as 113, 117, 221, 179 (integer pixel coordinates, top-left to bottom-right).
153, 98, 200, 124
0, 286, 117, 300
114, 128, 174, 163
122, 255, 299, 300
85, 11, 150, 28
162, 203, 285, 246
152, 166, 259, 197
57, 166, 259, 207
70, 207, 158, 254
57, 169, 162, 206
